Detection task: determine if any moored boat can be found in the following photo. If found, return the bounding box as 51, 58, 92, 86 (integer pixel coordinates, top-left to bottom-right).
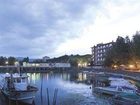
113, 93, 140, 105
1, 73, 38, 104
94, 85, 136, 96
94, 77, 137, 96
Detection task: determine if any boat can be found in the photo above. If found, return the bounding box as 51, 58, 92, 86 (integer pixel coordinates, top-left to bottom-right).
94, 85, 136, 96
113, 93, 140, 105
1, 73, 38, 104
94, 77, 137, 96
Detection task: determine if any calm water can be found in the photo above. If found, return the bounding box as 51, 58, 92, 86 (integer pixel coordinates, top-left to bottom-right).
0, 72, 111, 105
29, 72, 111, 105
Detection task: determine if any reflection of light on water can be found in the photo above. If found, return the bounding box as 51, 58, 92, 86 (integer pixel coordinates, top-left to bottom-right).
32, 73, 36, 84
56, 78, 111, 105
43, 73, 49, 80
27, 73, 41, 84
78, 73, 83, 81
57, 79, 92, 97
50, 75, 111, 105
27, 73, 111, 105
77, 73, 87, 81
62, 73, 70, 80
83, 73, 87, 80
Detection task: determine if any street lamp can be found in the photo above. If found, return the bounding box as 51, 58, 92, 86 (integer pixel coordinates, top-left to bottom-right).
5, 61, 9, 72
5, 61, 8, 65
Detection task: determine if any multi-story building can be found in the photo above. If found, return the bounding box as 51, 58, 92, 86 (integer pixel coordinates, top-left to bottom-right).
91, 42, 113, 66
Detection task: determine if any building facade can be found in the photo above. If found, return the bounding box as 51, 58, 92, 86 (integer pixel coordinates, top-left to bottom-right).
23, 62, 71, 68
91, 42, 113, 66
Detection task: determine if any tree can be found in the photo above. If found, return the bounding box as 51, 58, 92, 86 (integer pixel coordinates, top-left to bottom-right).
131, 31, 140, 68
23, 57, 29, 63
132, 31, 140, 58
104, 36, 131, 67
0, 56, 6, 65
104, 49, 114, 67
69, 59, 78, 67
8, 57, 16, 65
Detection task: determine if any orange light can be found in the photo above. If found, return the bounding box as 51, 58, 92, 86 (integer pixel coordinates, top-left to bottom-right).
129, 64, 134, 68
113, 65, 117, 68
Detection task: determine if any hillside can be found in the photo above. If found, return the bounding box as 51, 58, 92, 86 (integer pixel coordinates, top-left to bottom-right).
46, 54, 92, 67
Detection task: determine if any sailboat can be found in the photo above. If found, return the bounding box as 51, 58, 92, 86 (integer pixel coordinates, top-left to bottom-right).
1, 73, 38, 104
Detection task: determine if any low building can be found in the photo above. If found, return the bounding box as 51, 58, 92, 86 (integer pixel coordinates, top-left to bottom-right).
91, 42, 113, 66
23, 62, 71, 68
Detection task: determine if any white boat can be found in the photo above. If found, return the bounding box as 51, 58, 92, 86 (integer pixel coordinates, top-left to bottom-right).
113, 93, 140, 105
1, 73, 38, 104
94, 78, 137, 96
94, 85, 136, 96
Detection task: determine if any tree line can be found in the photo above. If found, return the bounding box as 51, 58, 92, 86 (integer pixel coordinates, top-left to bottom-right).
104, 31, 140, 69
0, 56, 29, 66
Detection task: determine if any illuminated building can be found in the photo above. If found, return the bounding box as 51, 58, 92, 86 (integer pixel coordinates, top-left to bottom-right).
91, 42, 113, 66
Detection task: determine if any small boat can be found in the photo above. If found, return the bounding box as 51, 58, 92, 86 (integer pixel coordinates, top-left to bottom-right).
94, 77, 137, 96
113, 93, 140, 105
1, 73, 38, 104
94, 85, 136, 96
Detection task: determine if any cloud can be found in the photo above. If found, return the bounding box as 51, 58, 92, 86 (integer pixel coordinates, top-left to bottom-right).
56, 0, 140, 56
1, 0, 139, 58
0, 0, 100, 57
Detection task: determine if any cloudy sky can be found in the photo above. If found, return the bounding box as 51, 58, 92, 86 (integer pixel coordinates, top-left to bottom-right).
0, 0, 140, 58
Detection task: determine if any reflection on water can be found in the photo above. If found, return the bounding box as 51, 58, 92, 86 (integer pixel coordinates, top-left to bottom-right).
27, 72, 111, 105
0, 72, 111, 105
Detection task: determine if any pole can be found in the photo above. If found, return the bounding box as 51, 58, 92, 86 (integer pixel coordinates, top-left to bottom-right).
40, 73, 43, 105
46, 88, 50, 105
52, 88, 58, 105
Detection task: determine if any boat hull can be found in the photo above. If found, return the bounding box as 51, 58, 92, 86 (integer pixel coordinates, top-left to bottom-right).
2, 89, 37, 104
113, 93, 140, 105
94, 87, 135, 96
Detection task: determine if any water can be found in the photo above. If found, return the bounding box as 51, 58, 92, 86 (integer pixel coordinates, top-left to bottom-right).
0, 72, 111, 105
29, 72, 111, 105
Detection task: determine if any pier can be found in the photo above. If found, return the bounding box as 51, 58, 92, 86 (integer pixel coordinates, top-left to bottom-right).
0, 66, 71, 73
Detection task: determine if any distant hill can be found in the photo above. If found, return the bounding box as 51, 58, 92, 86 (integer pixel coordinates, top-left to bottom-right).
46, 54, 92, 67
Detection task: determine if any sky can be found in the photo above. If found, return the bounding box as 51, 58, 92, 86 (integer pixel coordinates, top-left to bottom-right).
0, 0, 140, 58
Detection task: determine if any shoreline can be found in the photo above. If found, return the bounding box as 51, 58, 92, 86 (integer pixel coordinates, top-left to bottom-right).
0, 67, 140, 79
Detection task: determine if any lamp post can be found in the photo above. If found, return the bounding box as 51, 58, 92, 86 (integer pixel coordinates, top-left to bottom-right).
5, 61, 8, 65
5, 61, 9, 72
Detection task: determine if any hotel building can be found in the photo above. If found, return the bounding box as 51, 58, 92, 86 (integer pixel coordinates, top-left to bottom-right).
91, 42, 113, 66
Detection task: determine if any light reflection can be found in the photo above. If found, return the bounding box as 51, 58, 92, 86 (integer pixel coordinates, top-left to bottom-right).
77, 73, 87, 81
43, 73, 49, 80
83, 73, 87, 80
27, 73, 41, 84
78, 73, 83, 81
62, 73, 70, 80
24, 72, 111, 105
32, 73, 36, 84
